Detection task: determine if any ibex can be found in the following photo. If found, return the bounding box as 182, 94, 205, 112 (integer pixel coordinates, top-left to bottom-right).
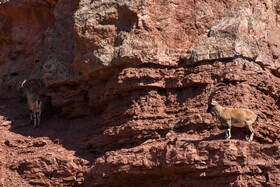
20, 79, 43, 128
207, 83, 258, 142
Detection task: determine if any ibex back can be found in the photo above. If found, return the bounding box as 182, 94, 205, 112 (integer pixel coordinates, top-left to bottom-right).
21, 79, 43, 128
207, 83, 258, 142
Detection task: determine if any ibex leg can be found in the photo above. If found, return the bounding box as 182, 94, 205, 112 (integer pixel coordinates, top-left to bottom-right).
29, 111, 33, 123
36, 110, 41, 127
246, 122, 254, 142
224, 122, 231, 140
33, 112, 37, 129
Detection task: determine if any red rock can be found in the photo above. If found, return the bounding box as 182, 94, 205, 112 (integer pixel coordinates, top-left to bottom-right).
0, 0, 280, 186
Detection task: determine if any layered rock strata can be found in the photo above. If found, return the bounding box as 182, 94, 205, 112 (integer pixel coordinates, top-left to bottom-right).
0, 0, 280, 186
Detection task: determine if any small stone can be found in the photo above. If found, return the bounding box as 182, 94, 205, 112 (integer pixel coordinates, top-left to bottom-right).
2, 121, 12, 126
33, 140, 47, 147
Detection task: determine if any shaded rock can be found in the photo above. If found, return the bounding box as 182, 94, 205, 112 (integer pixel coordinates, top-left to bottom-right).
0, 0, 280, 186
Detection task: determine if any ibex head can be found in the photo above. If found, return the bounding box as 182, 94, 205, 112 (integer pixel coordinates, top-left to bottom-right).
19, 79, 43, 101
20, 79, 42, 90
207, 82, 226, 116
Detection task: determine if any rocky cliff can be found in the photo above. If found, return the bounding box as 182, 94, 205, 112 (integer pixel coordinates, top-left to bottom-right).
0, 0, 280, 186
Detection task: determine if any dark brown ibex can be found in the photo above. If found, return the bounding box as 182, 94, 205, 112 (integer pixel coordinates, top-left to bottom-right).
20, 79, 43, 128
207, 83, 258, 142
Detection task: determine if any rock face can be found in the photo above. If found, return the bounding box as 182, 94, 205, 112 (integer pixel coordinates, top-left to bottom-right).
0, 0, 280, 186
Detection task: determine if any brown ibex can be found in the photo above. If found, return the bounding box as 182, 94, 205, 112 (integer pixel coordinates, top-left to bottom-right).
20, 79, 43, 128
207, 83, 258, 142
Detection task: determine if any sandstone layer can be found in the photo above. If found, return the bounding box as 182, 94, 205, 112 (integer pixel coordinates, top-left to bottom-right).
0, 0, 280, 186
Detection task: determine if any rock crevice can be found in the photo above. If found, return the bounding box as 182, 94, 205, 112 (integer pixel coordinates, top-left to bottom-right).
0, 0, 280, 186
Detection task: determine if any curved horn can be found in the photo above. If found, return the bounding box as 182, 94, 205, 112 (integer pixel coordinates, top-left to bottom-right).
208, 83, 226, 105
21, 79, 27, 88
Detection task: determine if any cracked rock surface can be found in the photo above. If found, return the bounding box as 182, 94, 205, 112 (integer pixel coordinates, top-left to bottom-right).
0, 0, 280, 186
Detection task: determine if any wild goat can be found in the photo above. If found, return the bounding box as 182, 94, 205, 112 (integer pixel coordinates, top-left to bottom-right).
20, 79, 43, 128
207, 83, 258, 142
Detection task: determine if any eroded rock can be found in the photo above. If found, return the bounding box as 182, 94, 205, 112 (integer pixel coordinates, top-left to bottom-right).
0, 0, 280, 186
